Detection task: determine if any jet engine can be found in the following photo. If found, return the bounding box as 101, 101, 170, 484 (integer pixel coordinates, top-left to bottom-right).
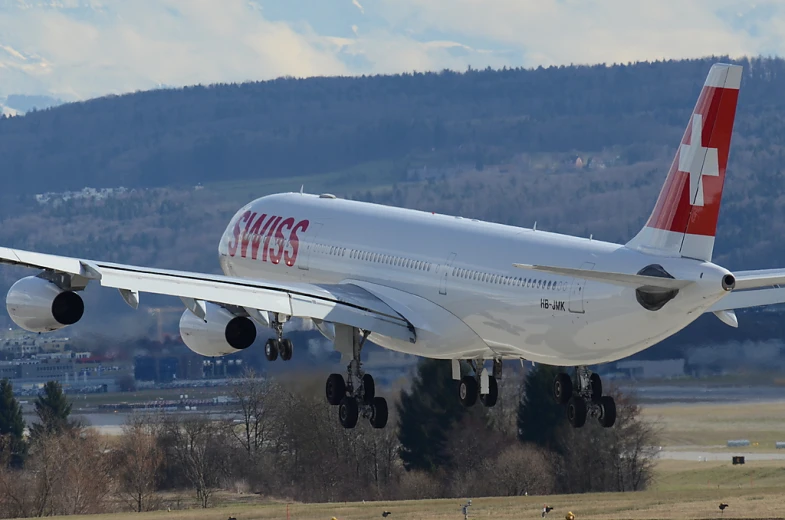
6, 276, 85, 332
179, 302, 256, 357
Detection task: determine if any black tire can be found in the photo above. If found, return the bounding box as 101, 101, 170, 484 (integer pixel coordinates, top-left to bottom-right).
280, 338, 293, 361
338, 396, 359, 429
480, 376, 498, 407
370, 397, 388, 428
264, 338, 279, 361
599, 396, 616, 428
590, 373, 602, 401
553, 373, 573, 405
362, 373, 375, 404
567, 396, 587, 428
326, 373, 346, 406
458, 376, 478, 407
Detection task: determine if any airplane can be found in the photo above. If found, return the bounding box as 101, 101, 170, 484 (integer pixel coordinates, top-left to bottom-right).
3, 63, 784, 431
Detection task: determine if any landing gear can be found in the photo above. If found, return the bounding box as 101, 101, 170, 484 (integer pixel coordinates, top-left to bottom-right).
325, 325, 388, 429
553, 367, 615, 428
264, 315, 294, 362
453, 358, 502, 408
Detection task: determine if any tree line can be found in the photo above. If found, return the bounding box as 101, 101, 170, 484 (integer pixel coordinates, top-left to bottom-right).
1, 57, 785, 195
0, 361, 658, 516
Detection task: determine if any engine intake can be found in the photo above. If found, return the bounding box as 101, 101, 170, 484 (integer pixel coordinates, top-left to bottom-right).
179, 302, 256, 357
6, 276, 84, 332
635, 264, 679, 311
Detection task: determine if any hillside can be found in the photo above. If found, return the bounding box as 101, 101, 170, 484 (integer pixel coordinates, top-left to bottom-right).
1, 56, 785, 357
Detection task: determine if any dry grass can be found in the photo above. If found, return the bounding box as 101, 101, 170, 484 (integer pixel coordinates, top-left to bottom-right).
44, 486, 785, 520
641, 401, 785, 449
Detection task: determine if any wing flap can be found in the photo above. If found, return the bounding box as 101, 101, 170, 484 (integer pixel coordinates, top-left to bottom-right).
0, 247, 416, 343
512, 263, 692, 290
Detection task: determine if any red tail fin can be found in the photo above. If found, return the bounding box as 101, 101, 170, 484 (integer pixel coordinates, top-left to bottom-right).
627, 63, 741, 261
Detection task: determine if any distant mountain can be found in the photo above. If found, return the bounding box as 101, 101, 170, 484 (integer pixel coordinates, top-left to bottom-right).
4, 94, 62, 113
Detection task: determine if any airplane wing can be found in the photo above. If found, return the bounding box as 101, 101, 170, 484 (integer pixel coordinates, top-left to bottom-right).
511, 263, 692, 290
0, 246, 416, 343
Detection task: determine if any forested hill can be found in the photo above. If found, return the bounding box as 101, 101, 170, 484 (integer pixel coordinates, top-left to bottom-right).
2, 57, 785, 194
3, 56, 785, 352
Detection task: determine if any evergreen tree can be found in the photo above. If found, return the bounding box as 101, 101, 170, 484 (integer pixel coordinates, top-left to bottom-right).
29, 381, 74, 442
0, 378, 26, 467
517, 364, 567, 451
397, 359, 468, 472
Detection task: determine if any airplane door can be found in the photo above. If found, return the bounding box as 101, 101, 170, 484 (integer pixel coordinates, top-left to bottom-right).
298, 222, 323, 271
439, 252, 457, 295
568, 262, 594, 313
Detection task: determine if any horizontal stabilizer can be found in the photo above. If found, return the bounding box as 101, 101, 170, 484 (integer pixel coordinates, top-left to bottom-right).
708, 286, 785, 312
512, 263, 693, 290
731, 269, 785, 291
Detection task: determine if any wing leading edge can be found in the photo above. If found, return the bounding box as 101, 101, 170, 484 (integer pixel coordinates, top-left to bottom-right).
0, 246, 416, 343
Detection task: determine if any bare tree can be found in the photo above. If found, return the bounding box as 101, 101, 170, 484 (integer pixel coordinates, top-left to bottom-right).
557, 387, 659, 493
115, 414, 164, 512
231, 370, 282, 456
25, 429, 113, 516
161, 415, 231, 508
488, 443, 556, 496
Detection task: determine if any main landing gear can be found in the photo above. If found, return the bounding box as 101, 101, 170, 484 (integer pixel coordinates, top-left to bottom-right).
324, 325, 388, 429
264, 315, 293, 361
453, 358, 502, 408
553, 367, 616, 428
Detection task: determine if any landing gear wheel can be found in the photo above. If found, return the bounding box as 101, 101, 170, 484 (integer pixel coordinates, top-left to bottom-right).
326, 374, 346, 406
553, 373, 573, 405
362, 373, 375, 404
567, 396, 587, 428
480, 376, 498, 407
590, 373, 602, 401
279, 338, 293, 361
599, 396, 616, 428
370, 397, 388, 428
338, 396, 359, 428
458, 376, 478, 407
264, 338, 279, 361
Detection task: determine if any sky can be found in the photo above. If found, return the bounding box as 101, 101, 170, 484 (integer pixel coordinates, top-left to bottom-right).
0, 0, 784, 107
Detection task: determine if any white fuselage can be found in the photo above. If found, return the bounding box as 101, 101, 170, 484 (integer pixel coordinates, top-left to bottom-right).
217, 193, 732, 366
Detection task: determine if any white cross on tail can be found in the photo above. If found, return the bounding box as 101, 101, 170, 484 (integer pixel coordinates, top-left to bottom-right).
678, 114, 719, 207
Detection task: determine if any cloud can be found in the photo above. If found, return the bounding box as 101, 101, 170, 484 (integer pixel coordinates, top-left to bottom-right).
1, 0, 785, 101
0, 0, 349, 100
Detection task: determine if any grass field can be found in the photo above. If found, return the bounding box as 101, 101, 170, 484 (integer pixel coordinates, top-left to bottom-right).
642, 401, 785, 449
49, 484, 785, 520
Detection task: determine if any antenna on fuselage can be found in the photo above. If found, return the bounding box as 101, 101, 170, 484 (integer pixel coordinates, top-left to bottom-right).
533, 221, 537, 231
300, 185, 304, 195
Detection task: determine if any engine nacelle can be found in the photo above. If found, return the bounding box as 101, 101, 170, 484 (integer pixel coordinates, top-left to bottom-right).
179, 302, 256, 357
6, 276, 85, 332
